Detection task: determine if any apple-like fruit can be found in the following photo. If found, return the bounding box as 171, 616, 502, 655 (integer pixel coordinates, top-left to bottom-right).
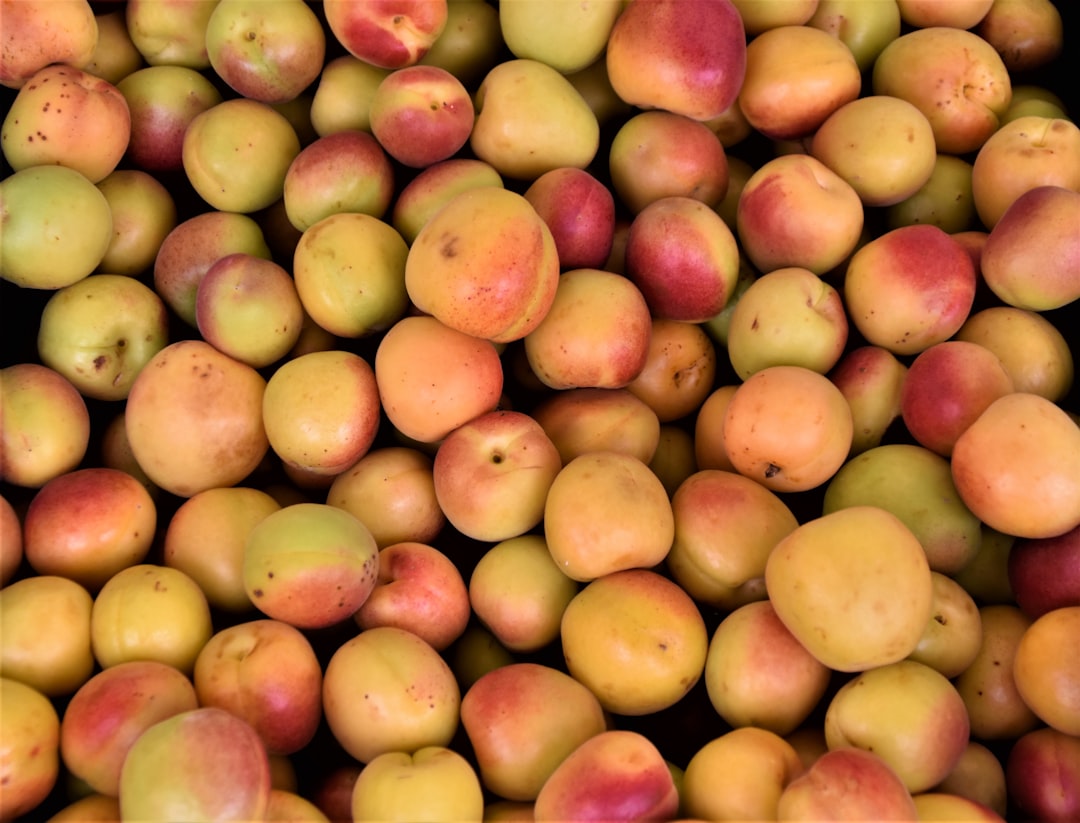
0, 363, 90, 490
604, 0, 746, 122
955, 306, 1074, 402
374, 315, 504, 444
907, 571, 983, 679
81, 9, 143, 85
900, 340, 1016, 458
776, 747, 918, 821
391, 157, 503, 244
283, 130, 395, 232
806, 0, 901, 72
322, 625, 460, 764
0, 164, 113, 290
739, 23, 862, 141
2, 63, 130, 183
523, 167, 616, 271
827, 345, 908, 456
625, 319, 716, 424
90, 564, 213, 675
182, 97, 300, 214
195, 253, 305, 369
205, 0, 325, 104
22, 466, 155, 592
723, 365, 854, 493
369, 64, 474, 168
433, 410, 562, 542
117, 65, 223, 172
193, 618, 323, 755
354, 541, 471, 651
1005, 726, 1080, 823
243, 503, 378, 630
978, 185, 1080, 311
693, 384, 738, 472
498, 0, 621, 75
936, 740, 1008, 818
544, 451, 674, 583
470, 58, 599, 180
0, 677, 61, 821
533, 730, 680, 823
736, 153, 864, 276
152, 210, 272, 328
1008, 524, 1080, 620
417, 0, 502, 87
726, 266, 848, 379
59, 660, 198, 797
872, 26, 1012, 156
125, 0, 216, 68
667, 468, 799, 612
262, 350, 381, 477
94, 169, 178, 278
327, 446, 445, 549
824, 660, 970, 794
971, 115, 1080, 231
324, 0, 448, 70
531, 387, 661, 466
524, 268, 653, 390
954, 605, 1039, 741
118, 707, 272, 823
461, 662, 607, 802
885, 153, 977, 233
308, 54, 390, 137
0, 574, 94, 697
1011, 605, 1080, 735
293, 211, 410, 340
561, 568, 708, 715
163, 486, 279, 614
766, 506, 934, 672
810, 95, 937, 207
406, 186, 560, 343
608, 110, 729, 214
703, 599, 831, 736
682, 726, 805, 821
823, 444, 982, 575
351, 746, 483, 823
0, 0, 97, 88
37, 273, 169, 402
951, 392, 1080, 540
843, 224, 977, 356
978, 0, 1064, 74
124, 340, 269, 498
624, 196, 741, 323
468, 534, 579, 654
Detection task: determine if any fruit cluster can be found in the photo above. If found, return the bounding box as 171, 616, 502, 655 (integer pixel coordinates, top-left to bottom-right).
1, 1, 1079, 822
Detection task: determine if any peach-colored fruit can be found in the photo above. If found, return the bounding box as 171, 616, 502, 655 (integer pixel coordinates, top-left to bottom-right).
59, 660, 198, 797
22, 467, 155, 592
843, 224, 977, 356
354, 541, 471, 652
1012, 606, 1080, 735
560, 568, 708, 715
543, 451, 674, 583
324, 0, 448, 70
533, 730, 680, 823
723, 365, 853, 493
523, 268, 652, 391
604, 0, 746, 122
406, 187, 559, 343
951, 392, 1080, 540
326, 447, 445, 549
460, 662, 607, 802
739, 23, 862, 141
374, 315, 504, 444
776, 747, 918, 821
0, 0, 97, 88
124, 340, 269, 498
